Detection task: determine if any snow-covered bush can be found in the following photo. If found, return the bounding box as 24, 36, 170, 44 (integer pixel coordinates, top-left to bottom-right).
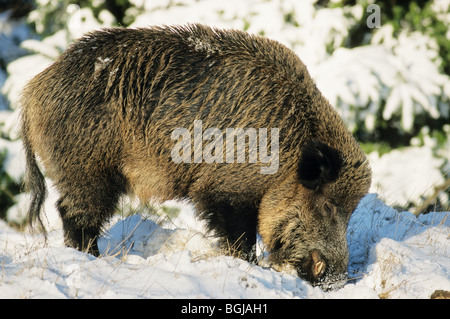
0, 136, 23, 220
313, 28, 450, 135
27, 0, 119, 37
0, 9, 33, 110
2, 3, 115, 110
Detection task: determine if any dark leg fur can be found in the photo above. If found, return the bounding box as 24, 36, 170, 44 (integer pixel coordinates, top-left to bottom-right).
195, 198, 257, 262
55, 170, 126, 256
57, 197, 102, 256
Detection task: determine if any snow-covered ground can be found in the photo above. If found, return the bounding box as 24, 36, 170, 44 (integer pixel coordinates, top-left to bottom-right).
0, 190, 448, 299
0, 0, 449, 299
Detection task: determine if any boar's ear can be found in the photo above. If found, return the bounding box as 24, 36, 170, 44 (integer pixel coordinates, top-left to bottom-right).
297, 140, 343, 190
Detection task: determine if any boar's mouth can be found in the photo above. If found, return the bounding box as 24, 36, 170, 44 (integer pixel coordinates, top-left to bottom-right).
296, 265, 348, 291
268, 238, 348, 291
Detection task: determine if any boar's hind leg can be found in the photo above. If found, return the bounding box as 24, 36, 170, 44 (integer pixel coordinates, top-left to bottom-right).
56, 170, 126, 256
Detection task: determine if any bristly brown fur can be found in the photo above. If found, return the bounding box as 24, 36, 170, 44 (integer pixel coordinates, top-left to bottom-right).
21, 24, 371, 289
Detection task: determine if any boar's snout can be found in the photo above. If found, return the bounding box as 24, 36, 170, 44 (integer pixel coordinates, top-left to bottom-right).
298, 249, 347, 291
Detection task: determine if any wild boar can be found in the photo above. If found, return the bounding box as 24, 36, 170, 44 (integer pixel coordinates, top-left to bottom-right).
21, 24, 371, 290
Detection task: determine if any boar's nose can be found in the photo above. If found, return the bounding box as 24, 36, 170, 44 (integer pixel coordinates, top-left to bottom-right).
310, 249, 326, 280
298, 249, 327, 284
300, 249, 348, 291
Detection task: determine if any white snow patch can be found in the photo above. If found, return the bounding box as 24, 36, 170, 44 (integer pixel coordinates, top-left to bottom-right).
369, 146, 447, 207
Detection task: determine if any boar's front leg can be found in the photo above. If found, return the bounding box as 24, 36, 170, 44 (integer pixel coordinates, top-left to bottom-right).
195, 198, 258, 263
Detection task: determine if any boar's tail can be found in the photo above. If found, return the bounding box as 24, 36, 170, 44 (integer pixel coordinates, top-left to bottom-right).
21, 123, 47, 233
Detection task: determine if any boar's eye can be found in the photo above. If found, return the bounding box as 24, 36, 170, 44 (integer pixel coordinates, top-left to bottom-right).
297, 140, 343, 191
321, 201, 337, 220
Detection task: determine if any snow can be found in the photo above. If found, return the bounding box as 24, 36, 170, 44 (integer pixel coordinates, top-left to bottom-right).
369, 146, 447, 208
0, 186, 448, 299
